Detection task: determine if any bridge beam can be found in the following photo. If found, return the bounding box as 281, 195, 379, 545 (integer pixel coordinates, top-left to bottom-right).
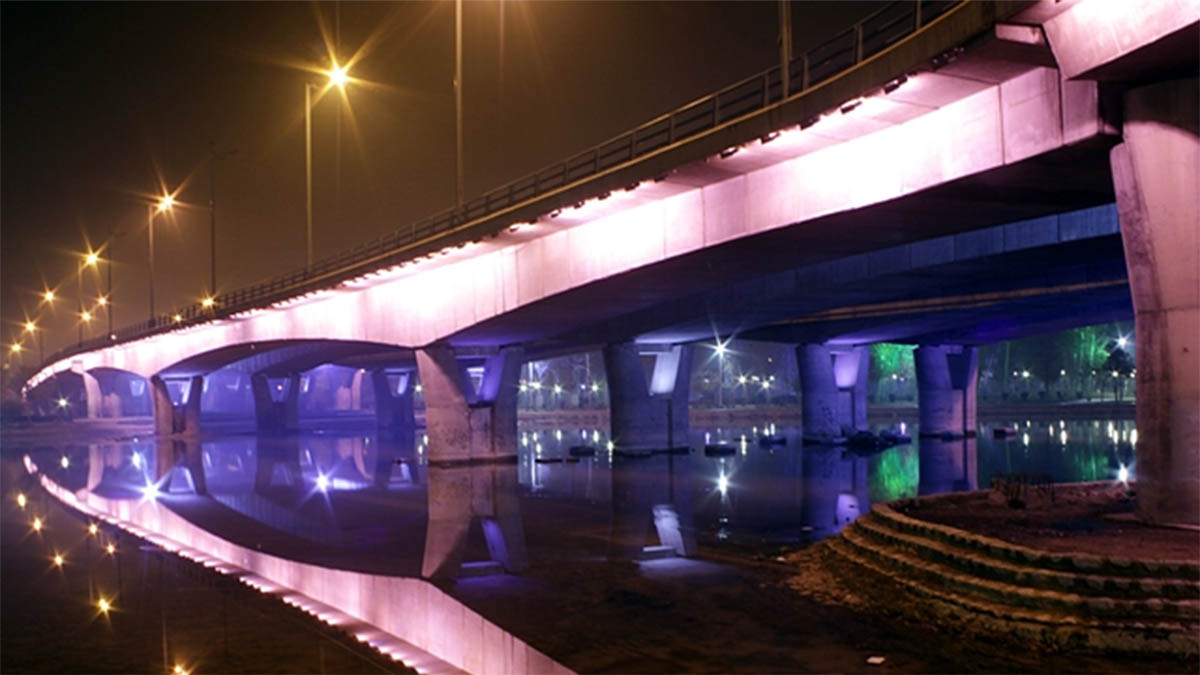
1111, 77, 1199, 526
797, 344, 868, 442
915, 345, 978, 438
603, 343, 692, 453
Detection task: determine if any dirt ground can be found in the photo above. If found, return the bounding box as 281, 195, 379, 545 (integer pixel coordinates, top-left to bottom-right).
900, 487, 1200, 561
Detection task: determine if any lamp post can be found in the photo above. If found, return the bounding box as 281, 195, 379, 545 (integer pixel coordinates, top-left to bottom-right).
454, 0, 464, 209
148, 195, 174, 324
208, 142, 236, 298
304, 65, 349, 272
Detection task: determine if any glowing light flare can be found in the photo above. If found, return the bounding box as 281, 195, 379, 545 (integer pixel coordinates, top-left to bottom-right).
9, 343, 21, 354
97, 296, 108, 306
106, 543, 116, 555
17, 493, 27, 508
60, 456, 70, 469
84, 251, 100, 266
88, 523, 98, 536
98, 597, 111, 614
24, 320, 37, 333
53, 554, 64, 567
201, 297, 215, 308
43, 290, 56, 302
315, 474, 330, 492
328, 64, 349, 88
156, 195, 175, 212
80, 311, 93, 322
1116, 336, 1128, 348
32, 517, 43, 532
142, 481, 160, 500
717, 473, 729, 496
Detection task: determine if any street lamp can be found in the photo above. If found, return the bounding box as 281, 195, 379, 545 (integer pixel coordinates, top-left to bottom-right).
23, 320, 43, 364
305, 63, 351, 272
78, 251, 100, 346
148, 194, 174, 323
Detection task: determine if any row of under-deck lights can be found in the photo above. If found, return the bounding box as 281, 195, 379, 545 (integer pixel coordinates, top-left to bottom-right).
715, 73, 914, 161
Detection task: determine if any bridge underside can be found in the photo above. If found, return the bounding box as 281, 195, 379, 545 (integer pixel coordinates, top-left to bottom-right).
448, 139, 1119, 351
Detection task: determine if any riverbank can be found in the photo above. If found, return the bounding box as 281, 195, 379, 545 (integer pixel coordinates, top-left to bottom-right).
786, 484, 1198, 672
517, 400, 1135, 428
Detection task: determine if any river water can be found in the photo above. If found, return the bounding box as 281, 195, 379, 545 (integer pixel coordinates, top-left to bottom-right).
13, 414, 1138, 563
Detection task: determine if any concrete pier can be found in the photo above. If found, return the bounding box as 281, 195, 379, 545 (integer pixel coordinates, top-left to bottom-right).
150, 375, 203, 436
603, 343, 693, 452
417, 345, 528, 578
914, 345, 978, 438
251, 373, 300, 434
798, 344, 867, 442
371, 369, 415, 433
1110, 77, 1199, 525
416, 346, 523, 462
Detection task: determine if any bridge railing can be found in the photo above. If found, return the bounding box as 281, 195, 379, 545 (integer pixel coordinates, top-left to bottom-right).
37, 0, 960, 373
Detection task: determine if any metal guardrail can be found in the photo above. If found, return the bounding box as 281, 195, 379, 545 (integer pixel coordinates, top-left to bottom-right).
38, 0, 960, 373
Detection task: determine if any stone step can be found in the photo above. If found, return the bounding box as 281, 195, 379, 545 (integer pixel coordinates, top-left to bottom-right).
871, 502, 1200, 582
842, 523, 1200, 623
825, 536, 1199, 656
855, 513, 1200, 601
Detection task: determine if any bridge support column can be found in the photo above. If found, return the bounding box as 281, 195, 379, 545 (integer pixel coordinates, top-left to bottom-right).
602, 343, 693, 453
417, 346, 523, 461
149, 375, 204, 436
81, 371, 102, 419
915, 345, 978, 438
416, 345, 528, 579
370, 370, 415, 433
250, 373, 301, 434
798, 344, 867, 442
1110, 77, 1199, 525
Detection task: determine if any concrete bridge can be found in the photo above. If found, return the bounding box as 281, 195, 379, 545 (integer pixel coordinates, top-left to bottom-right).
25, 0, 1200, 530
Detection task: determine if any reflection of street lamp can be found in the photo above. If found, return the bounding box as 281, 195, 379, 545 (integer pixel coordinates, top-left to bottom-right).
305, 64, 351, 271
148, 194, 175, 323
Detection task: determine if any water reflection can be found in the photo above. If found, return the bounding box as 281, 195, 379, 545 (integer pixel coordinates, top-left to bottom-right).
25, 416, 1137, 576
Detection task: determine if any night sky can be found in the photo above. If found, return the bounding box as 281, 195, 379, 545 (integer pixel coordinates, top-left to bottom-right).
2, 1, 882, 358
